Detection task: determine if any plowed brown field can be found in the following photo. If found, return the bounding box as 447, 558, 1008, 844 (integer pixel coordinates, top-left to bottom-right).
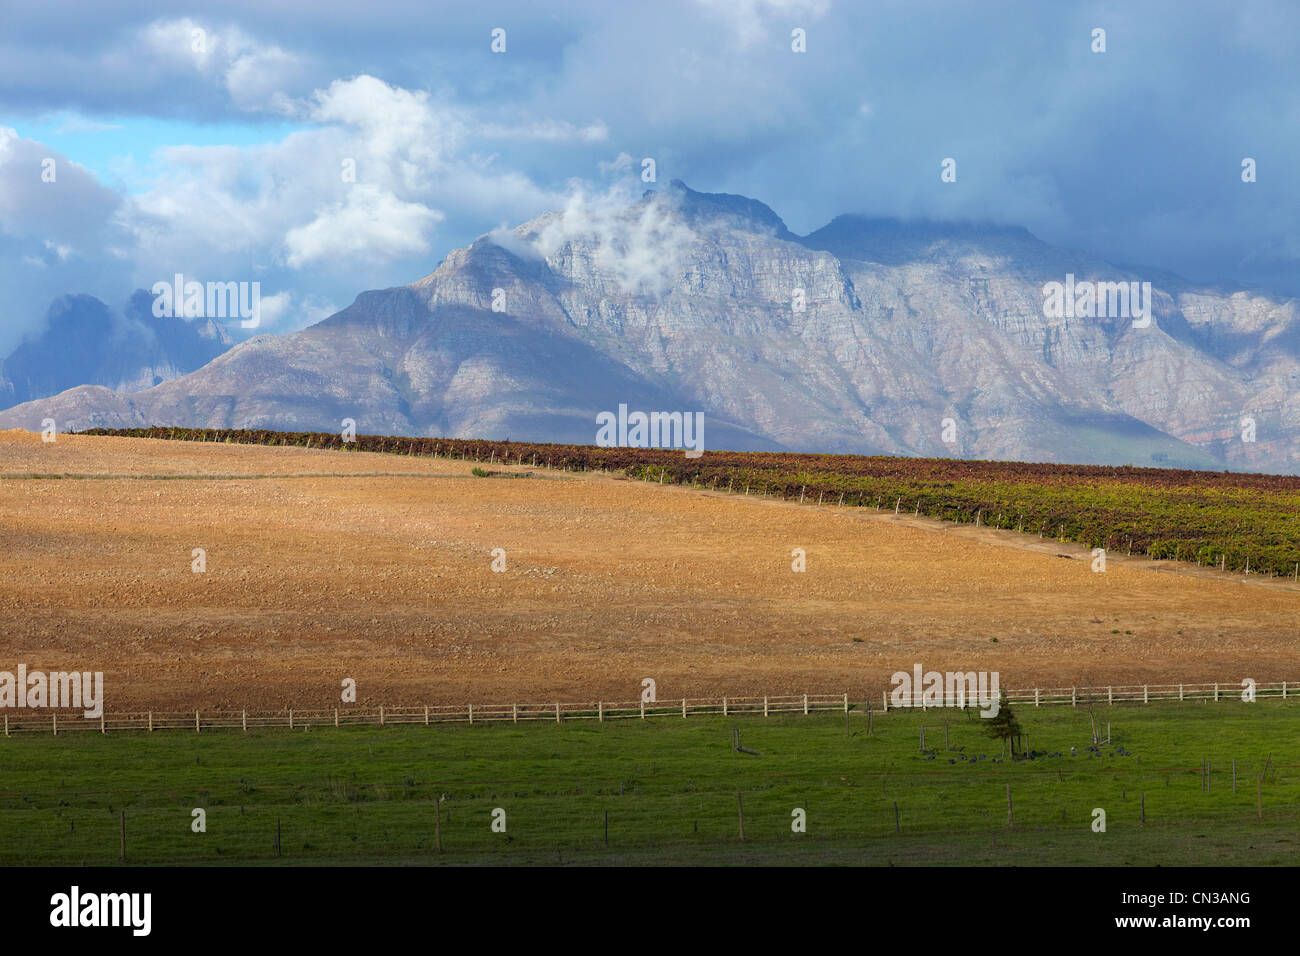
1, 430, 1296, 711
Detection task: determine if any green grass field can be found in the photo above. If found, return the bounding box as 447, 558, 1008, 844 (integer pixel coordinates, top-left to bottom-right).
1, 700, 1296, 866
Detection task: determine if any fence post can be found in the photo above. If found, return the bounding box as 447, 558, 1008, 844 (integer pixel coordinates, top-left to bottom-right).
100, 713, 105, 734
598, 701, 603, 722
640, 699, 645, 720
3, 714, 6, 737
1108, 686, 1112, 706
1214, 683, 1219, 702
425, 706, 429, 726
468, 704, 473, 724
195, 709, 200, 733
148, 711, 152, 732
1179, 683, 1183, 701
1284, 682, 1288, 700
804, 694, 809, 715
380, 705, 384, 726
435, 797, 443, 853
883, 690, 888, 712
764, 696, 769, 717
335, 708, 339, 727
1071, 687, 1076, 707
1034, 688, 1039, 707
682, 697, 687, 718
242, 709, 246, 733
1144, 685, 1149, 704
513, 703, 517, 723
52, 713, 56, 736
557, 702, 562, 724
723, 696, 728, 717
289, 709, 293, 730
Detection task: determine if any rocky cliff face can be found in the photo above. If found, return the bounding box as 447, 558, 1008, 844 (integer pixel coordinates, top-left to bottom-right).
3, 181, 1297, 471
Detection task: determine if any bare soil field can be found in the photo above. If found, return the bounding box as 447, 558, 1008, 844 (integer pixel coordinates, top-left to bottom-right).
1, 430, 1296, 711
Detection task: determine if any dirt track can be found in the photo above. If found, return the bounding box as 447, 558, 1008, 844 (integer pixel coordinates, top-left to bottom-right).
1, 430, 1296, 710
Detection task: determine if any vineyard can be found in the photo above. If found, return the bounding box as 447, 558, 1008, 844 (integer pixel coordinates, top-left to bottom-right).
78, 427, 1300, 576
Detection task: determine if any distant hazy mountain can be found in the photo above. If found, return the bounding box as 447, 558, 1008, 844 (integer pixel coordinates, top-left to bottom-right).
0, 291, 234, 410
3, 181, 1298, 471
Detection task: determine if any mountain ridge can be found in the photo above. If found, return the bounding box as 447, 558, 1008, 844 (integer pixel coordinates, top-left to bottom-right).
2, 182, 1296, 471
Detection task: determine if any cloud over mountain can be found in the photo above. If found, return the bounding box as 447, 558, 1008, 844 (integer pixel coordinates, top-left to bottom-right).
3, 182, 1295, 472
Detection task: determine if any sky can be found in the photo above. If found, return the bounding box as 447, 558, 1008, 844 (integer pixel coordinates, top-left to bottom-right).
1, 0, 1297, 353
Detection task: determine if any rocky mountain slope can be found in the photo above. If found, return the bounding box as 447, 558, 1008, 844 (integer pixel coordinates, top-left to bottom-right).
2, 181, 1296, 470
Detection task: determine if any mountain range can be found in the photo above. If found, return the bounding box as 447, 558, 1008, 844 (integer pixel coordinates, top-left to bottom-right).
0, 291, 233, 411
3, 180, 1297, 472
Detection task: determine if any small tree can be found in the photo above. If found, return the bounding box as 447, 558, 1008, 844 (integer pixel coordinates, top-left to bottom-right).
984, 692, 1024, 758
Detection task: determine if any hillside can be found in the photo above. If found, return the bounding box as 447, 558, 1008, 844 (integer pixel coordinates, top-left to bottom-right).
1, 430, 1295, 710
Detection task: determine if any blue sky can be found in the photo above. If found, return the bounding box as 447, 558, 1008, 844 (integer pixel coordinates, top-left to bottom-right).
1, 0, 1297, 353
13, 114, 311, 192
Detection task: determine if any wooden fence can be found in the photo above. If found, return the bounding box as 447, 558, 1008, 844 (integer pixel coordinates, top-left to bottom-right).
997, 681, 1293, 708
0, 681, 1294, 735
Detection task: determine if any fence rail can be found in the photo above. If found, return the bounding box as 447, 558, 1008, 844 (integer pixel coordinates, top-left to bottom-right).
998, 681, 1292, 708
0, 681, 1293, 735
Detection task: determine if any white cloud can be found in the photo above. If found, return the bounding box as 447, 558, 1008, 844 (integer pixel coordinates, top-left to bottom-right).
0, 128, 129, 349
139, 18, 312, 113
225, 47, 307, 114
598, 152, 636, 174
0, 127, 120, 238
531, 182, 697, 297
285, 184, 443, 268
115, 72, 578, 285
308, 76, 462, 171
256, 290, 338, 331
486, 223, 545, 262
138, 18, 219, 71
